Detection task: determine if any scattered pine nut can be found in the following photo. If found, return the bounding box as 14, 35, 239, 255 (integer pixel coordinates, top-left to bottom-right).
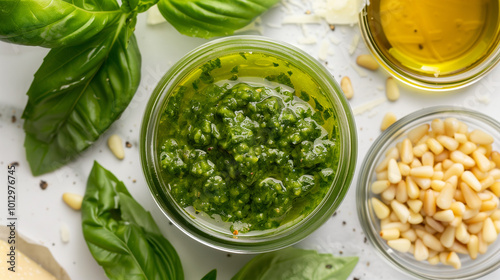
386, 77, 400, 101
369, 117, 500, 268
356, 54, 379, 70
108, 134, 125, 160
381, 112, 397, 131
62, 193, 83, 211
340, 76, 354, 100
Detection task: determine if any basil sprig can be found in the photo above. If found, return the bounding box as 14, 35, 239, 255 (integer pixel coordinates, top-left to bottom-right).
0, 0, 279, 175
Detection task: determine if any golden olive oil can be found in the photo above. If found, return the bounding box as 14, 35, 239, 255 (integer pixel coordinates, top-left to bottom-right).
367, 0, 500, 76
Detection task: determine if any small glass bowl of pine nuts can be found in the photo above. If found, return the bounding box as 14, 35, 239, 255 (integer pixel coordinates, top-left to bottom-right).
357, 106, 500, 279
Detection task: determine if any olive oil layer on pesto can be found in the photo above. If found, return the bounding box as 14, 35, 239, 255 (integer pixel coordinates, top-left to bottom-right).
159, 61, 339, 233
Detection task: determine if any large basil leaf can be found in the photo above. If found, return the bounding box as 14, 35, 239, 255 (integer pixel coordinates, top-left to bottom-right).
157, 0, 280, 38
23, 17, 141, 175
201, 269, 217, 280
82, 162, 184, 280
0, 0, 122, 47
232, 247, 358, 280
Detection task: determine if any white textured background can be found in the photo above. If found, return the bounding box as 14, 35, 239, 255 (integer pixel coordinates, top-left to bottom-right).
1, 2, 500, 279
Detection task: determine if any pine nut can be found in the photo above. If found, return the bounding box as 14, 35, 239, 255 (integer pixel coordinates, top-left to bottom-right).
454, 189, 465, 203
382, 222, 410, 232
483, 217, 498, 243
480, 176, 495, 190
108, 134, 125, 160
450, 150, 475, 168
376, 170, 388, 180
450, 201, 466, 216
468, 235, 479, 259
439, 251, 449, 265
443, 163, 464, 181
414, 239, 429, 261
433, 210, 455, 223
410, 166, 434, 178
494, 221, 500, 233
456, 222, 471, 244
388, 158, 402, 184
469, 129, 494, 145
434, 162, 443, 171
402, 229, 417, 242
442, 159, 454, 170
492, 151, 500, 167
387, 238, 412, 252
437, 135, 459, 151
491, 209, 500, 221
424, 190, 437, 216
459, 141, 478, 155
463, 208, 480, 220
396, 181, 408, 203
421, 152, 434, 167
492, 182, 500, 198
478, 232, 488, 254
408, 124, 430, 145
391, 200, 410, 223
428, 255, 440, 265
413, 144, 429, 158
444, 118, 459, 137
458, 121, 469, 134
454, 133, 468, 144
426, 216, 444, 233
431, 180, 446, 191
371, 197, 390, 219
371, 180, 390, 194
410, 158, 422, 168
467, 222, 484, 234
432, 171, 444, 180
406, 177, 420, 199
481, 200, 497, 212
490, 168, 500, 180
472, 166, 489, 180
423, 233, 444, 252
431, 119, 445, 136
386, 77, 399, 101
446, 175, 458, 187
382, 185, 397, 201
434, 151, 449, 162
381, 112, 397, 131
408, 211, 424, 224
417, 135, 430, 146
414, 177, 431, 190
446, 252, 461, 269
407, 199, 423, 213
440, 226, 456, 248
62, 193, 83, 211
427, 138, 444, 155
461, 171, 482, 192
461, 182, 482, 209
450, 216, 462, 227
398, 162, 410, 176
356, 54, 379, 70
380, 228, 400, 240
473, 150, 491, 172
340, 76, 354, 100
400, 139, 414, 164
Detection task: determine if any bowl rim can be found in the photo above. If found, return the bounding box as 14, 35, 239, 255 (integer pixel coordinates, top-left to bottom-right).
358, 4, 500, 91
140, 35, 358, 253
357, 105, 500, 279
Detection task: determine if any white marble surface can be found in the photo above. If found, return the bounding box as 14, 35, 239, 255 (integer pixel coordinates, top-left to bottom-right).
1, 2, 500, 280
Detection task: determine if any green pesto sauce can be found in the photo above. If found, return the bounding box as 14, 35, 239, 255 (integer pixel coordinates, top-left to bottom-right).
158, 53, 340, 233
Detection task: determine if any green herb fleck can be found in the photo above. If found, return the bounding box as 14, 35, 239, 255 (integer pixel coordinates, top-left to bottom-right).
200, 58, 221, 84
231, 66, 239, 73
239, 52, 247, 60
273, 62, 279, 67
229, 74, 238, 81
265, 73, 294, 89
300, 91, 310, 102
313, 97, 324, 111
287, 70, 293, 76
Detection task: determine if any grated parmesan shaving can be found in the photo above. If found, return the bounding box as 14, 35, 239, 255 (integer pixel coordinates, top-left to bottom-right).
298, 36, 318, 45
348, 34, 360, 54
353, 97, 387, 115
266, 22, 283, 28
318, 40, 329, 61
329, 35, 341, 45
313, 0, 366, 25
282, 15, 323, 24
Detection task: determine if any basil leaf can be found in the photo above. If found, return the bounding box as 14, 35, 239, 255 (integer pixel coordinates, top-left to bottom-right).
82, 162, 184, 280
0, 0, 122, 47
23, 18, 141, 175
157, 0, 280, 38
122, 0, 159, 13
201, 269, 217, 280
232, 247, 358, 280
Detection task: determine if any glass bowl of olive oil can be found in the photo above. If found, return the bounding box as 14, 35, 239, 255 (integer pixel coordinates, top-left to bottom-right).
140, 35, 357, 253
359, 0, 500, 91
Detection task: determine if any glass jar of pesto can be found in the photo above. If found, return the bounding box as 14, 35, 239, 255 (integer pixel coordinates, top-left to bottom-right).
141, 36, 357, 253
